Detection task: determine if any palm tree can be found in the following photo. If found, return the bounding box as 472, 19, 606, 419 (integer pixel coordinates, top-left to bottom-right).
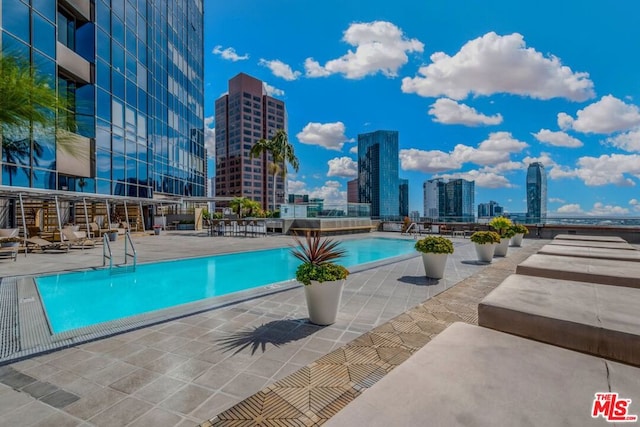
229, 197, 247, 218
249, 129, 300, 211
1, 53, 83, 181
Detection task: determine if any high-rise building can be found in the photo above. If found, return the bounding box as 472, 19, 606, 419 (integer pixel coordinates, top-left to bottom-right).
399, 178, 409, 217
214, 73, 286, 211
478, 200, 503, 218
0, 1, 205, 199
357, 130, 399, 218
347, 178, 358, 203
526, 162, 547, 223
423, 178, 442, 219
439, 179, 475, 222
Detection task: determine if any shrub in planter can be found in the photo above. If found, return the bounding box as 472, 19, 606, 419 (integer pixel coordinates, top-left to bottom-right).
510, 224, 529, 247
0, 236, 22, 247
488, 217, 515, 257
291, 232, 349, 325
470, 231, 501, 263
415, 236, 454, 279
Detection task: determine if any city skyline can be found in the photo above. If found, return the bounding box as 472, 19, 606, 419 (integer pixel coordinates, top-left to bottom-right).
205, 1, 640, 216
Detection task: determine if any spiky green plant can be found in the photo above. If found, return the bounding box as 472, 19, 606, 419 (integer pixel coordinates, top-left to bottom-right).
290, 232, 349, 285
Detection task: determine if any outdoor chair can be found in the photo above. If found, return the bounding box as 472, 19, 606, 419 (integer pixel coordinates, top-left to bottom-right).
254, 221, 267, 237
25, 237, 69, 253
0, 246, 18, 261
60, 228, 96, 250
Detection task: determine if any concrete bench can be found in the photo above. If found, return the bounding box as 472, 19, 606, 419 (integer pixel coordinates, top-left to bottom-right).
550, 239, 636, 250
516, 254, 640, 288
538, 244, 640, 262
555, 234, 628, 243
479, 274, 640, 366
325, 323, 640, 427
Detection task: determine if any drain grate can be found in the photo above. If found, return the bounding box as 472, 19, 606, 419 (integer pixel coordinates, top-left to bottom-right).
0, 279, 19, 359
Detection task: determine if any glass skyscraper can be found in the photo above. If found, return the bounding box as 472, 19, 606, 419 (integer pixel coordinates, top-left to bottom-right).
526, 162, 547, 223
437, 178, 475, 222
0, 0, 205, 198
399, 178, 408, 217
357, 130, 399, 219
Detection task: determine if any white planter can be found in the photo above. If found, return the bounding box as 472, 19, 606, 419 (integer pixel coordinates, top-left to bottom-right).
474, 243, 496, 263
510, 233, 524, 247
303, 279, 345, 325
420, 253, 448, 279
494, 238, 510, 257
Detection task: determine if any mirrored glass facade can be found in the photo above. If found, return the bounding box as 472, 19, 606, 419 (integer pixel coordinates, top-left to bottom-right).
357, 130, 399, 219
1, 0, 205, 198
526, 162, 547, 223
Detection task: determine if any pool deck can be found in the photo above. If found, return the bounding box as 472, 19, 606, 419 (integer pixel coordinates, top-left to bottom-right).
0, 231, 545, 426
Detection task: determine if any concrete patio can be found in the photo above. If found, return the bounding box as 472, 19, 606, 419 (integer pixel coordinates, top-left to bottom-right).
0, 231, 540, 426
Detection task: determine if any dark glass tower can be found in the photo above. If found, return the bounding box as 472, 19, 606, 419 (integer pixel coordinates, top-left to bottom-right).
399, 178, 408, 217
357, 130, 399, 219
526, 162, 547, 223
438, 178, 475, 222
0, 0, 205, 198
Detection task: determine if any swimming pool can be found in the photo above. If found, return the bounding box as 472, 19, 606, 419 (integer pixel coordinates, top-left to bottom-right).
36, 237, 416, 333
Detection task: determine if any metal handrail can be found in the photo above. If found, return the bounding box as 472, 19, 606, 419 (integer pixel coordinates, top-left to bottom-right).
402, 222, 418, 236
124, 230, 137, 269
103, 234, 112, 268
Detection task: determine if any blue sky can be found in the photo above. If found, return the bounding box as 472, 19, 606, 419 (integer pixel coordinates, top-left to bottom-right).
204, 0, 640, 217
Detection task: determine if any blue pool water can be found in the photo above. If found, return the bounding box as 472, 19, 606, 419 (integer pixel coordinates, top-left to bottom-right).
36, 237, 416, 333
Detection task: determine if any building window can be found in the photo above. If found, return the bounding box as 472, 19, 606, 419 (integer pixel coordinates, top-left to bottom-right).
57, 7, 76, 50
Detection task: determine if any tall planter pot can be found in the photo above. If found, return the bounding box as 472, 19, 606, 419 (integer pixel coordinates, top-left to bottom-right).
421, 253, 448, 279
510, 233, 524, 247
474, 243, 497, 263
303, 279, 345, 326
494, 238, 510, 257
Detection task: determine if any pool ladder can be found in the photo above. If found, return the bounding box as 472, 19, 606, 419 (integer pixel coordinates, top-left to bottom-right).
103, 231, 137, 271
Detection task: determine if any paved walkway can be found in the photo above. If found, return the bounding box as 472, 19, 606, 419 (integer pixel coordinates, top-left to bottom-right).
0, 232, 545, 426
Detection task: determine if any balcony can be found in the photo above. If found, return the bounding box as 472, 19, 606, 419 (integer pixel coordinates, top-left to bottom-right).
57, 42, 93, 85
59, 0, 91, 21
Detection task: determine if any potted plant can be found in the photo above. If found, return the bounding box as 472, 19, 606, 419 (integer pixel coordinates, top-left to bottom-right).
107, 229, 119, 242
414, 236, 454, 279
470, 231, 501, 263
0, 236, 22, 247
152, 225, 162, 235
510, 224, 529, 247
291, 232, 349, 325
488, 216, 514, 257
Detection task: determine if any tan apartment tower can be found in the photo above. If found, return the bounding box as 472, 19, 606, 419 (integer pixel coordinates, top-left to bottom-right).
214, 73, 287, 211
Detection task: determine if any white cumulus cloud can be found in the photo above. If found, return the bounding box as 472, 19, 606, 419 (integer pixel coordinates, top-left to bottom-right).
549, 197, 566, 203
287, 180, 346, 205
630, 199, 640, 212
327, 157, 357, 177
259, 59, 301, 81
558, 95, 640, 134
606, 128, 640, 152
401, 32, 594, 101
400, 132, 527, 173
304, 21, 423, 79
296, 122, 354, 151
263, 82, 284, 97
532, 129, 583, 148
557, 204, 583, 214
204, 116, 215, 159
212, 45, 249, 61
428, 98, 503, 126
436, 170, 514, 188
587, 202, 629, 216
575, 154, 640, 186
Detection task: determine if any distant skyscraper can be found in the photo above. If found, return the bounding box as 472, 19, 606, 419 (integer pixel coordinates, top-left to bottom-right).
423, 178, 443, 219
347, 178, 358, 203
439, 179, 475, 222
215, 73, 286, 211
357, 130, 399, 218
399, 179, 409, 217
526, 162, 547, 223
478, 200, 503, 218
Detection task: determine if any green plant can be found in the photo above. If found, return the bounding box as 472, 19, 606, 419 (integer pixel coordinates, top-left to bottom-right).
414, 236, 454, 254
0, 236, 22, 243
511, 224, 529, 234
489, 216, 514, 238
290, 232, 349, 286
470, 231, 501, 245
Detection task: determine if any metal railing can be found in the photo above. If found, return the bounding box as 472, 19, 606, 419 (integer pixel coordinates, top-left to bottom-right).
124, 230, 137, 269
102, 234, 112, 268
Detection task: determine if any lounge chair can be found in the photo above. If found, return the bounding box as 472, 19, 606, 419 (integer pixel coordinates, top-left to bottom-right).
60, 228, 96, 249
25, 237, 69, 253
